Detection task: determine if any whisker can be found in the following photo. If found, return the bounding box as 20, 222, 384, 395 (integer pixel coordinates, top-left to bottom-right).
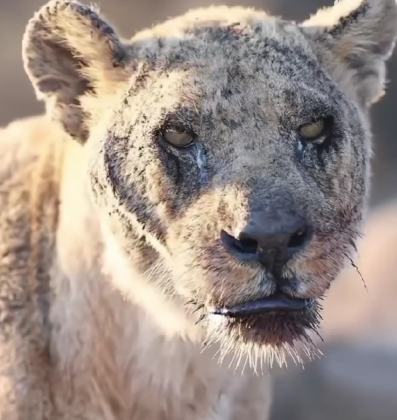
344, 252, 367, 291
348, 237, 357, 253
195, 314, 206, 325
193, 304, 205, 313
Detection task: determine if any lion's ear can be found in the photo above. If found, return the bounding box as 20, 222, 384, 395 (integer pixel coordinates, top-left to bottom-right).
301, 0, 397, 108
22, 0, 130, 142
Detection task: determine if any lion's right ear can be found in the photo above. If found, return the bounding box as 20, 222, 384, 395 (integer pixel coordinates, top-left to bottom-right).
22, 0, 130, 143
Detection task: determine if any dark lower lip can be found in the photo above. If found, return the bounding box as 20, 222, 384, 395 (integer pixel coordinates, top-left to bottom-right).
209, 293, 314, 318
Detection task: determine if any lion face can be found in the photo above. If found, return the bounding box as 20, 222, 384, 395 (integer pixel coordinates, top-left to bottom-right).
23, 0, 397, 365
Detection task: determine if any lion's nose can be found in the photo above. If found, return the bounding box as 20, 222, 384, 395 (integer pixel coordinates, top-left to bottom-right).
220, 211, 310, 271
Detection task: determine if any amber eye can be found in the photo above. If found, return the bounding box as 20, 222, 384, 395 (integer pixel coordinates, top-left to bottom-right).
298, 119, 326, 140
163, 130, 194, 147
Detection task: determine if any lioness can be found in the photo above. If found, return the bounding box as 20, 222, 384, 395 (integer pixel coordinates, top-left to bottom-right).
0, 0, 396, 418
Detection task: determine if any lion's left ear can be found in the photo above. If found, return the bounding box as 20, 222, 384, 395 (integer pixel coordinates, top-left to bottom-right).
301, 0, 397, 108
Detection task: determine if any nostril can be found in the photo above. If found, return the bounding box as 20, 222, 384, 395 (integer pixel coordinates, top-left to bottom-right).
237, 237, 258, 254
287, 227, 307, 249
220, 230, 258, 256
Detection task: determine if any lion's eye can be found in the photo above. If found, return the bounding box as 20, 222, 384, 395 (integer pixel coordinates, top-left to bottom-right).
163, 130, 194, 148
298, 119, 326, 140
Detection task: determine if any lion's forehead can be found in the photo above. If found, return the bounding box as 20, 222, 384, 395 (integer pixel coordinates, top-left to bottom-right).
128, 18, 341, 122
132, 8, 317, 77
128, 30, 341, 125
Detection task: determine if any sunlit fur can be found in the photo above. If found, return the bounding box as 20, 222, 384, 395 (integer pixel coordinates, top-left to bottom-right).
0, 0, 395, 419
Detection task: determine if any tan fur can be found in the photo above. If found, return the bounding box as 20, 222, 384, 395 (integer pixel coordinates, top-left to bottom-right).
0, 0, 396, 419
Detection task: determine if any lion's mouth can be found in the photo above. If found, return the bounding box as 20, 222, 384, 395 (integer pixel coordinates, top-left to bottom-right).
204, 293, 321, 353
208, 293, 315, 318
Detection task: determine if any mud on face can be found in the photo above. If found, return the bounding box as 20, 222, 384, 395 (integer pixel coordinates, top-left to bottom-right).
23, 0, 397, 367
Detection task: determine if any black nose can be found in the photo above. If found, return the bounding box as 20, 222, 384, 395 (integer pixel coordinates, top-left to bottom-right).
221, 212, 310, 270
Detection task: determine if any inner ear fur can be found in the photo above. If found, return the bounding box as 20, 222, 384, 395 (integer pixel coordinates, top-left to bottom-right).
301, 0, 397, 108
22, 0, 130, 142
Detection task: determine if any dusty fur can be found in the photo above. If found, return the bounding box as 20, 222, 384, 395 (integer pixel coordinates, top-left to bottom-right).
0, 0, 396, 418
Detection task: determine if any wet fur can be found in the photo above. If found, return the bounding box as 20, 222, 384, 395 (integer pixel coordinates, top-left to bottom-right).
0, 0, 396, 418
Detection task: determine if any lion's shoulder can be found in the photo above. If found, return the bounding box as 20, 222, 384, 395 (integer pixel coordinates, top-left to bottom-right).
0, 114, 65, 351
0, 115, 66, 414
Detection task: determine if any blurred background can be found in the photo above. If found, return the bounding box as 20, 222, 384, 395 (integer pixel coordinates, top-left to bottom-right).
0, 0, 396, 418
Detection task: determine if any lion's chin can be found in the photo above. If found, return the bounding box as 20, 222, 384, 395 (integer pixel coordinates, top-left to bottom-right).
203, 301, 323, 370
